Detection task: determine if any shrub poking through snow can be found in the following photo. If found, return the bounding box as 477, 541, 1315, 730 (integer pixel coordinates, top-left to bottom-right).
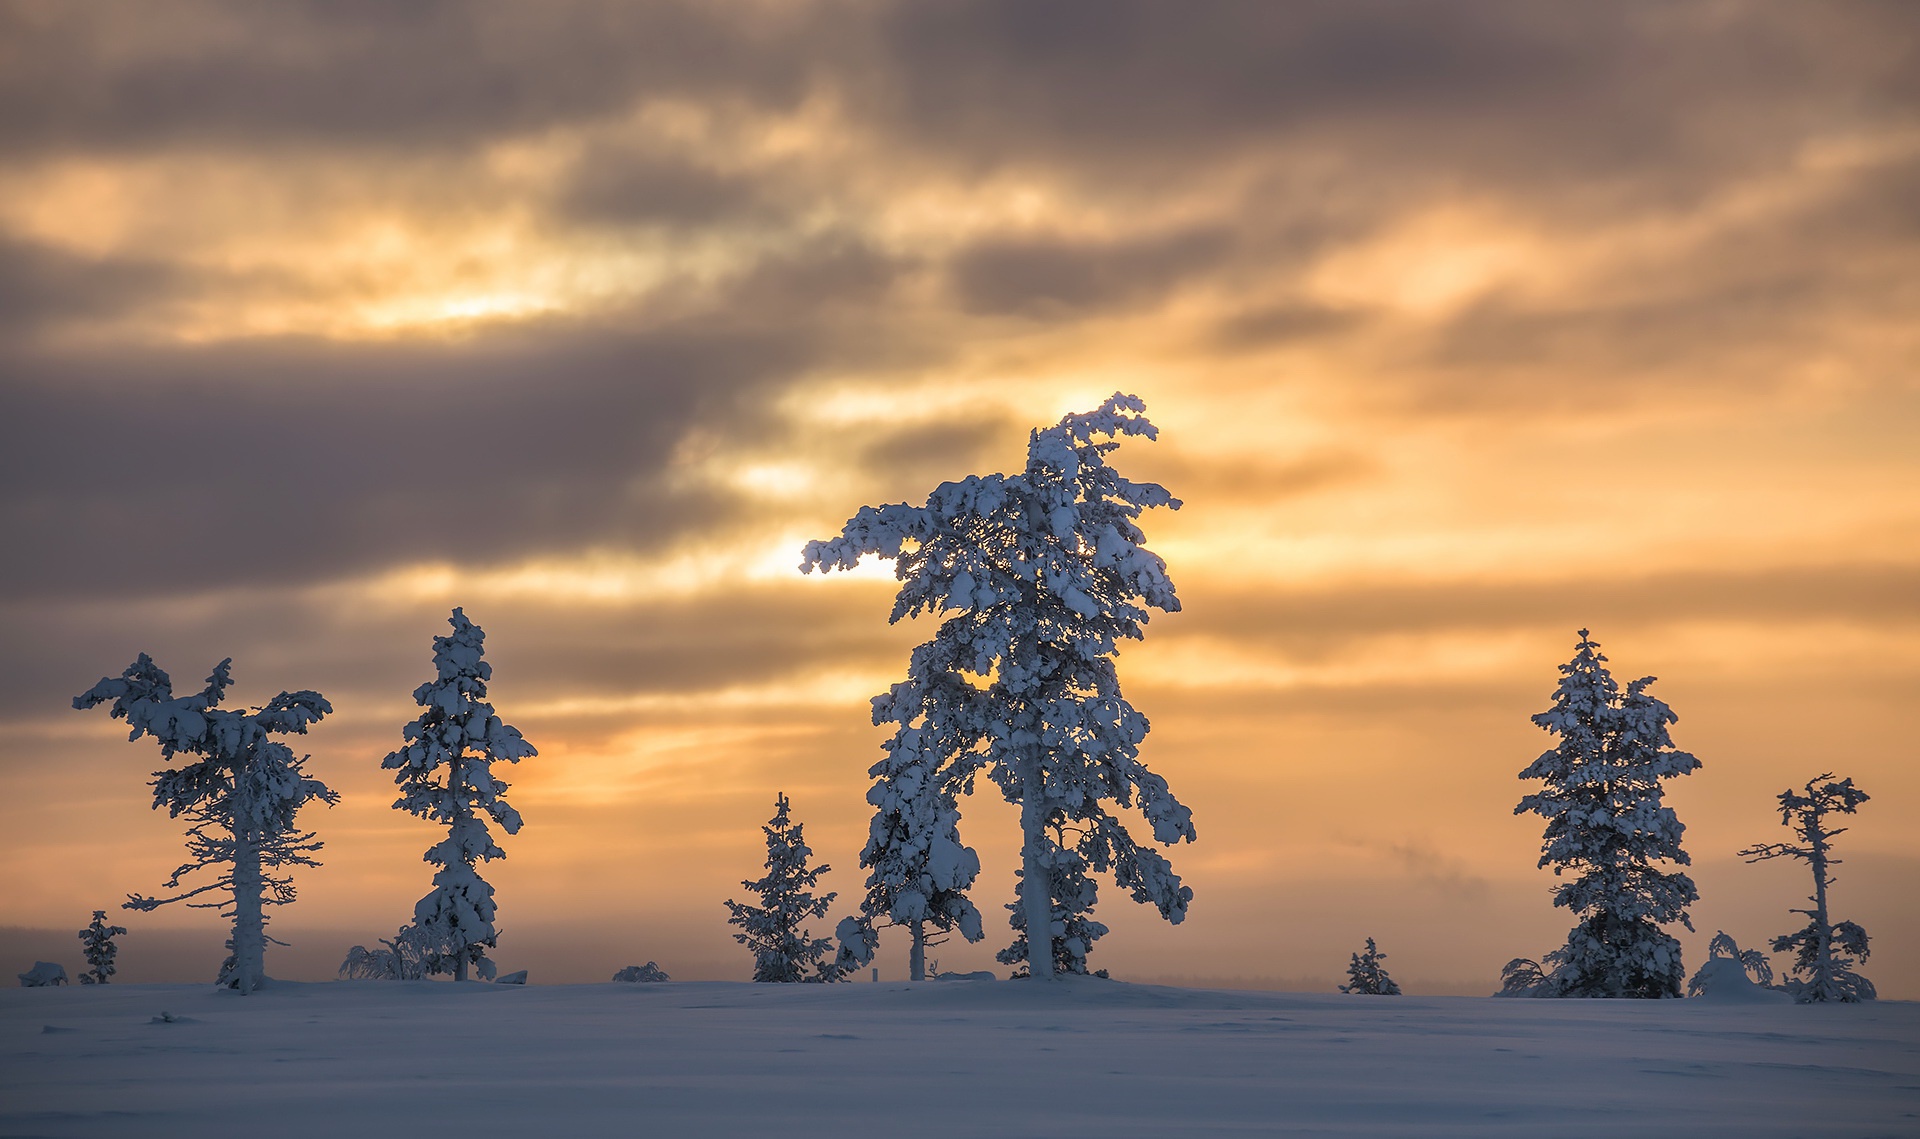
804, 393, 1194, 981
612, 962, 671, 982
726, 793, 846, 982
1514, 630, 1700, 998
77, 911, 127, 984
1340, 937, 1401, 995
74, 656, 336, 994
382, 609, 537, 982
338, 924, 435, 980
1686, 931, 1775, 997
1494, 958, 1547, 997
1740, 774, 1875, 1002
18, 961, 68, 986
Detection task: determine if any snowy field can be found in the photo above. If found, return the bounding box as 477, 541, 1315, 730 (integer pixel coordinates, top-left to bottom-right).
5, 979, 1918, 1138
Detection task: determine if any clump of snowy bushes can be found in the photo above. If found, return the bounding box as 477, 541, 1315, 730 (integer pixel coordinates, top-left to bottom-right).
613, 963, 671, 983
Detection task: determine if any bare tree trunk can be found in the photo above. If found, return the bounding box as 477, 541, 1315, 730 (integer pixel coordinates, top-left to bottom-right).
1020, 774, 1056, 981
231, 832, 265, 994
1809, 818, 1833, 994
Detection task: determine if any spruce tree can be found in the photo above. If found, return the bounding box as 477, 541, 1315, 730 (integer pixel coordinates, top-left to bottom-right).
74, 656, 336, 994
382, 608, 537, 982
1739, 773, 1874, 1002
726, 793, 845, 982
804, 393, 1194, 981
834, 726, 985, 982
1515, 630, 1701, 998
77, 910, 128, 985
1340, 937, 1401, 995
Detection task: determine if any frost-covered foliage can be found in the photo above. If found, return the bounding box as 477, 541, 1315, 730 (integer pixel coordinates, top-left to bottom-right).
1514, 631, 1700, 998
382, 609, 537, 982
1686, 931, 1775, 997
74, 656, 336, 995
998, 823, 1109, 977
1740, 774, 1875, 1003
612, 962, 671, 983
1340, 937, 1402, 995
725, 793, 846, 983
77, 911, 127, 984
834, 720, 986, 982
338, 924, 436, 981
804, 393, 1194, 980
1493, 958, 1547, 997
18, 961, 68, 986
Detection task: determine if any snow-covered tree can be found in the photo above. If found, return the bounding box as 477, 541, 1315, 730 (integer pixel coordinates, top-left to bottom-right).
338, 923, 434, 980
612, 962, 671, 982
1494, 957, 1547, 997
1686, 930, 1774, 997
77, 911, 127, 984
725, 793, 845, 982
1340, 937, 1401, 995
833, 726, 985, 982
381, 608, 537, 982
1739, 773, 1875, 1002
803, 393, 1194, 981
74, 656, 336, 994
1514, 630, 1701, 998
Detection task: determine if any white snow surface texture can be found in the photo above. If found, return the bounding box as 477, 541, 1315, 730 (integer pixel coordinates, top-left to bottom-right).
6, 979, 1916, 1137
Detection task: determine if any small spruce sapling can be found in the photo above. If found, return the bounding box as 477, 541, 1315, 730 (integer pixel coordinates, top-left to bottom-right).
382, 609, 537, 982
1340, 937, 1401, 995
725, 793, 846, 982
74, 656, 336, 994
1739, 774, 1875, 1002
77, 911, 128, 984
1515, 630, 1700, 998
1494, 958, 1547, 997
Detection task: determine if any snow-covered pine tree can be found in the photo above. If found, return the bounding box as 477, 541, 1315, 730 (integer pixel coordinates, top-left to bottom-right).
1340, 937, 1402, 995
803, 393, 1194, 981
77, 911, 128, 984
381, 608, 537, 982
834, 723, 985, 982
1739, 773, 1875, 1002
74, 656, 336, 994
1515, 630, 1701, 998
725, 793, 845, 982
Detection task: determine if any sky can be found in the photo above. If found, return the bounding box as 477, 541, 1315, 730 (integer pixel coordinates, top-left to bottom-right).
2, 0, 1916, 994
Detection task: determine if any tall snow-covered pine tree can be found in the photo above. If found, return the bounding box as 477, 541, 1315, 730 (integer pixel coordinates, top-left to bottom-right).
1515, 630, 1700, 998
382, 608, 537, 982
1739, 773, 1875, 1002
804, 394, 1194, 980
726, 793, 845, 982
74, 656, 336, 993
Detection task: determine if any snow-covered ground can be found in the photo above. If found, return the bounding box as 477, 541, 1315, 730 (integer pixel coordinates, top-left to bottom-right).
5, 979, 1917, 1137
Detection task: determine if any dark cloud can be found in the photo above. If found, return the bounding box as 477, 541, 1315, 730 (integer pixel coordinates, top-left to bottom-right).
0, 237, 183, 335
1178, 563, 1920, 655
0, 0, 828, 157
1208, 303, 1366, 351
868, 2, 1915, 199
0, 321, 785, 599
560, 146, 770, 229
948, 228, 1229, 316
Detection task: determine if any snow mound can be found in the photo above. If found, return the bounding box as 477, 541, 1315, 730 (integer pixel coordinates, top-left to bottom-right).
1688, 957, 1791, 1003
